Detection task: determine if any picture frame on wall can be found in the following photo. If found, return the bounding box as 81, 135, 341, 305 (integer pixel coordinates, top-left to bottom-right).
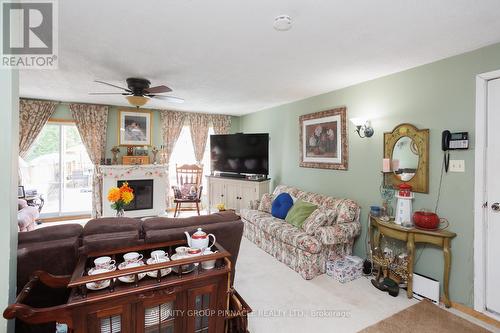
299, 107, 348, 170
118, 110, 152, 146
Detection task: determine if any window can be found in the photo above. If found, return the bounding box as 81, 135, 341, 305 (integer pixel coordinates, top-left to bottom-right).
168, 126, 214, 205
21, 122, 93, 217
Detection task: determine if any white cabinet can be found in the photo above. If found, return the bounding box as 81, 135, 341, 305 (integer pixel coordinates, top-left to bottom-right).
207, 176, 270, 213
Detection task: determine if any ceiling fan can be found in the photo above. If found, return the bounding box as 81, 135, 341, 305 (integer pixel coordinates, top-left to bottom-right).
90, 77, 184, 108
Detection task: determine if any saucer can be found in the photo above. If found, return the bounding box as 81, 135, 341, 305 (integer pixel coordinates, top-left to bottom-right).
146, 257, 172, 278
171, 254, 196, 274
86, 279, 110, 291
118, 262, 146, 283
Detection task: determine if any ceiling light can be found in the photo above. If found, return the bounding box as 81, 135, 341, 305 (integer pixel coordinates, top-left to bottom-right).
273, 15, 292, 31
126, 95, 149, 108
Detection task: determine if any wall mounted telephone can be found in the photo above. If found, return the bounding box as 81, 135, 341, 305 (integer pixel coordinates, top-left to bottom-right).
442, 130, 469, 172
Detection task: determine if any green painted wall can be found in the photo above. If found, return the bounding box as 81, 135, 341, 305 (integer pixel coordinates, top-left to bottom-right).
51, 105, 240, 160
238, 42, 500, 307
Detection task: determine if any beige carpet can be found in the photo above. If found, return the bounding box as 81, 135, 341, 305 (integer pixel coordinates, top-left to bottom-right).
234, 237, 497, 333
360, 300, 492, 333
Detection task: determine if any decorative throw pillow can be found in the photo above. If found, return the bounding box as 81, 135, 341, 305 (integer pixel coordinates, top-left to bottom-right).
258, 193, 273, 213
271, 193, 294, 219
302, 207, 337, 235
285, 200, 317, 228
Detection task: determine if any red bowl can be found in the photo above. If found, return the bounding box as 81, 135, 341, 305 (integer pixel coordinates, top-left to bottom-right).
413, 211, 440, 229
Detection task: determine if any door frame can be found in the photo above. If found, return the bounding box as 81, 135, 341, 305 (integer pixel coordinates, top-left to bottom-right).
474, 69, 500, 319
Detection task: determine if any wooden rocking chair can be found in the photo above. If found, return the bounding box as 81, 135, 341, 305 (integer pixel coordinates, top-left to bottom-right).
171, 164, 203, 217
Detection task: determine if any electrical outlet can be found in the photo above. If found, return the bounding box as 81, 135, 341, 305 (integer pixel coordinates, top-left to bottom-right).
449, 160, 465, 172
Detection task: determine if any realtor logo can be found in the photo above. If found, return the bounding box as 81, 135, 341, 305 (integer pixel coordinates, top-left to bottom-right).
1, 0, 58, 68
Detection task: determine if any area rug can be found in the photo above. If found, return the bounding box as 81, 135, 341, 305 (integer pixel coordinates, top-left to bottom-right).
359, 300, 491, 333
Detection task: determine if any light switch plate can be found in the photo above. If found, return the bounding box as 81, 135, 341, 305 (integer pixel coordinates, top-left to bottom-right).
449, 160, 465, 172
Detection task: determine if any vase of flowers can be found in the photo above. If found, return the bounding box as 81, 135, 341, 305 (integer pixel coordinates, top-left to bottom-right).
107, 182, 134, 217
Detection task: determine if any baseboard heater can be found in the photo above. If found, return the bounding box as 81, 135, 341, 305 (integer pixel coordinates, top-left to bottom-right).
412, 273, 440, 304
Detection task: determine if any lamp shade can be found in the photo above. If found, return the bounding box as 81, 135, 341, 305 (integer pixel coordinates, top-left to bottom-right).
126, 95, 149, 107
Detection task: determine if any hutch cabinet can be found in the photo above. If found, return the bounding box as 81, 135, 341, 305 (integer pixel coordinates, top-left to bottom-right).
4, 240, 235, 333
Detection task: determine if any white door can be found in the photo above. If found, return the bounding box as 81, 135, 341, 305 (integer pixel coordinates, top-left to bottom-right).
486, 78, 500, 314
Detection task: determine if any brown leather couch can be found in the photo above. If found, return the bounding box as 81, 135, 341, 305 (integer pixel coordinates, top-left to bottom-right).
14, 212, 243, 332
17, 212, 243, 290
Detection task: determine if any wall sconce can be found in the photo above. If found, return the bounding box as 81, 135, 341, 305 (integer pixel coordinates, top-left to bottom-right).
350, 118, 374, 138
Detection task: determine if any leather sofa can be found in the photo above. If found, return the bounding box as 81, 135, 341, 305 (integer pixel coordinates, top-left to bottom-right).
14, 212, 243, 333
17, 212, 243, 291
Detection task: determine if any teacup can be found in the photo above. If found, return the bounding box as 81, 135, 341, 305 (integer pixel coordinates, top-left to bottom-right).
94, 256, 116, 270
201, 250, 216, 270
88, 268, 112, 288
123, 252, 143, 263
175, 246, 189, 257
119, 261, 143, 281
150, 250, 167, 259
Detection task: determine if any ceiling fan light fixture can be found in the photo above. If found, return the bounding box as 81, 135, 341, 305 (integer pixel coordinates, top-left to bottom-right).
126, 95, 149, 108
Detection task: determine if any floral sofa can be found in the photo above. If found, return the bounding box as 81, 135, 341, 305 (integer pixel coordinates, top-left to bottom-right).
240, 185, 361, 280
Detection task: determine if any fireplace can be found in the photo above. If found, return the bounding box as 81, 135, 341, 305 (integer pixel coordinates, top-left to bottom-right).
117, 179, 154, 211
101, 165, 167, 218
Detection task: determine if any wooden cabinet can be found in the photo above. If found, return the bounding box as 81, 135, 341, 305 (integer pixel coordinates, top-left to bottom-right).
122, 156, 150, 165
4, 240, 233, 333
207, 176, 270, 213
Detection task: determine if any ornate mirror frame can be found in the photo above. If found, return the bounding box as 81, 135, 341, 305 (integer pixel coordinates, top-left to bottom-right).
384, 123, 429, 193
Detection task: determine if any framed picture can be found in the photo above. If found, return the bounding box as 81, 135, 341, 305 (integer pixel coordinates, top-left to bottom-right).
299, 107, 348, 170
18, 185, 25, 199
119, 110, 152, 146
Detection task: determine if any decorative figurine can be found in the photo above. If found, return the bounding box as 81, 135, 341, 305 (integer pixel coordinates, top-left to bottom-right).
111, 146, 120, 165
151, 146, 159, 164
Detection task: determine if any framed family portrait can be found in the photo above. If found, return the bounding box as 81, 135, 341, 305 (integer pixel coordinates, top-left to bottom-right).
299, 107, 348, 170
119, 110, 152, 146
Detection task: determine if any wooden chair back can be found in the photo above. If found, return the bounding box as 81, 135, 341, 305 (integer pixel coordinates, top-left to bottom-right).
175, 164, 203, 188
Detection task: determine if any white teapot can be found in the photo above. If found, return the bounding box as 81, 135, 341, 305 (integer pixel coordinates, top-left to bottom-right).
184, 228, 216, 250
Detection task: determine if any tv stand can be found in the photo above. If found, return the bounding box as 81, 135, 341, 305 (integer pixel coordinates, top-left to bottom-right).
207, 176, 270, 213
218, 172, 246, 179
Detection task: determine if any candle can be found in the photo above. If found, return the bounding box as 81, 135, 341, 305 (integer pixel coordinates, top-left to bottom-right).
382, 158, 391, 172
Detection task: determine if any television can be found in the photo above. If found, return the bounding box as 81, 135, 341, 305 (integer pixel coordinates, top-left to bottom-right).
210, 133, 269, 176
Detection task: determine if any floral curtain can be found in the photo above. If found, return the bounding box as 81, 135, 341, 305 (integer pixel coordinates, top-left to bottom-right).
189, 113, 210, 164
211, 114, 232, 134
161, 111, 188, 207
19, 99, 57, 157
69, 103, 108, 218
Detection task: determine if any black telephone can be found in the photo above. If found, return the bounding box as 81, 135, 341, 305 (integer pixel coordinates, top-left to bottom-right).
442, 130, 469, 172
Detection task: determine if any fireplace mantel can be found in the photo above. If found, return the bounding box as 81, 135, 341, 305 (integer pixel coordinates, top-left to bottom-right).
100, 164, 167, 218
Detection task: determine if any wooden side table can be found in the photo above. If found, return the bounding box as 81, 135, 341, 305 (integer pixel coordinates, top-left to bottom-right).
370, 216, 457, 307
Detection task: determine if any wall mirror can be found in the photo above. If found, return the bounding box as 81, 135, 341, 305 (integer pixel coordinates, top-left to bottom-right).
384, 123, 429, 193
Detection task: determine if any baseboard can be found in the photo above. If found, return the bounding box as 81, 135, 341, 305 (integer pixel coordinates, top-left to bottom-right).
39, 214, 91, 223
451, 301, 500, 329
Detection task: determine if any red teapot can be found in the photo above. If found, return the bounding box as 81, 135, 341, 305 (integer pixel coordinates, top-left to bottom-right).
413, 211, 448, 230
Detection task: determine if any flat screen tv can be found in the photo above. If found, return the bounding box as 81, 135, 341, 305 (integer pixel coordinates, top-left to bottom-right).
210, 133, 269, 175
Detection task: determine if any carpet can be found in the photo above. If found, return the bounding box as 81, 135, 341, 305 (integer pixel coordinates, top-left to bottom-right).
359, 300, 492, 333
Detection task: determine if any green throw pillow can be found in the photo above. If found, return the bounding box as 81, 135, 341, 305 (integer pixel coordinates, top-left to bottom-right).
285, 200, 317, 228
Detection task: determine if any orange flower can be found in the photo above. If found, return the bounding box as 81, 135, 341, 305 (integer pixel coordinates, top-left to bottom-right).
107, 187, 121, 202
121, 191, 134, 204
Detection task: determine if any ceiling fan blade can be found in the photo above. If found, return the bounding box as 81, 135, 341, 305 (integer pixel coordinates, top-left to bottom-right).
89, 92, 130, 95
145, 85, 172, 94
149, 95, 184, 104
94, 80, 131, 92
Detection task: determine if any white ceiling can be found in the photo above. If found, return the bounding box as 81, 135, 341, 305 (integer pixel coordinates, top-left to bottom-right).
20, 0, 500, 115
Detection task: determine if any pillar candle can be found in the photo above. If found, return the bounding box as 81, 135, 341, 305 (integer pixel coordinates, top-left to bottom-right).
382, 158, 391, 172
